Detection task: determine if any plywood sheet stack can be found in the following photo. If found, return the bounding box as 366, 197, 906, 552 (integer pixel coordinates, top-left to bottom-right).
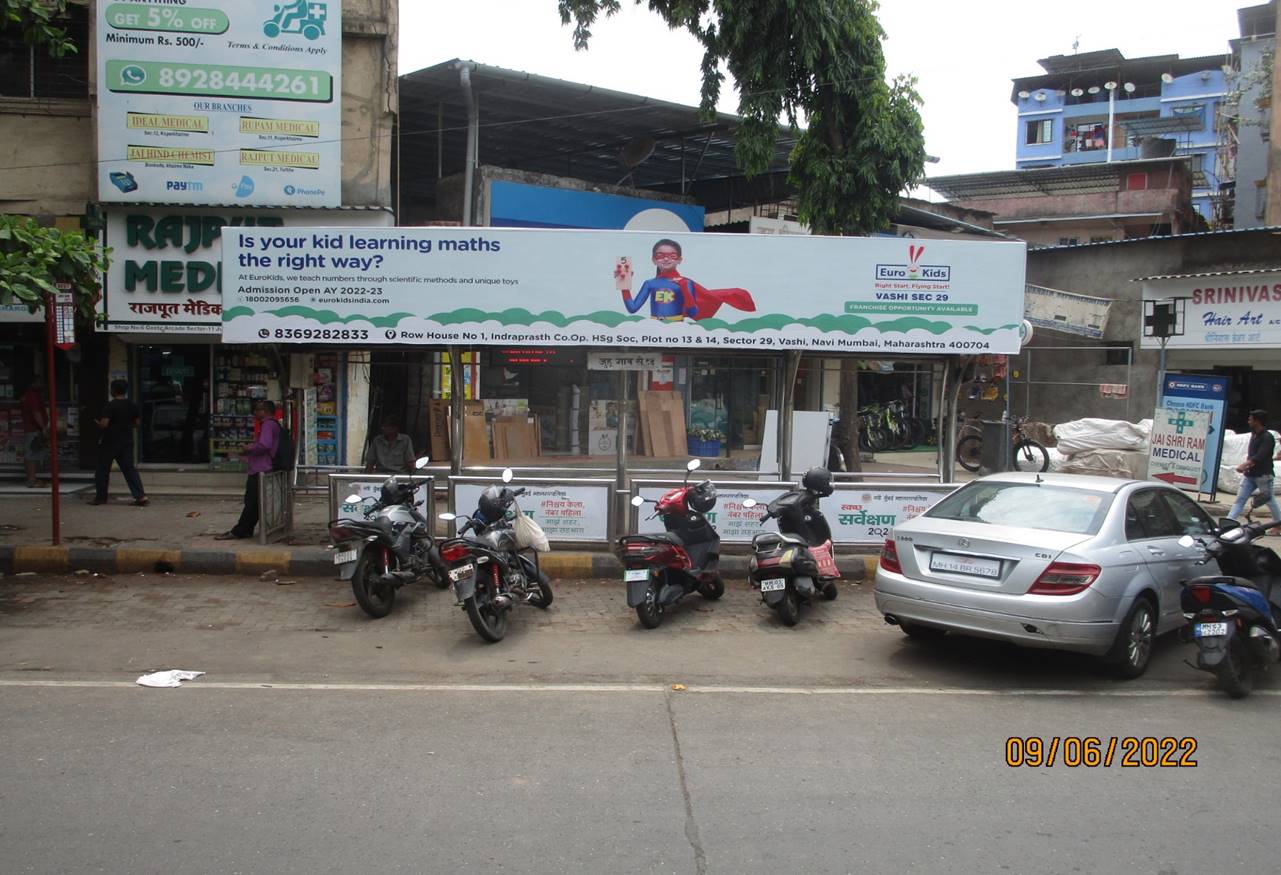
492, 416, 541, 461
636, 390, 686, 458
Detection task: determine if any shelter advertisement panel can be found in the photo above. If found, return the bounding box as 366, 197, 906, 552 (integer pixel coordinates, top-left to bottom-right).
100, 207, 391, 333
453, 482, 611, 543
1140, 273, 1281, 350
97, 0, 342, 206
221, 228, 1027, 352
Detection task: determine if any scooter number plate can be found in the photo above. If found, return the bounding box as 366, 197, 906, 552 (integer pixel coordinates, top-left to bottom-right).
1194, 622, 1228, 637
760, 578, 786, 593
624, 569, 650, 583
449, 564, 475, 582
332, 549, 358, 565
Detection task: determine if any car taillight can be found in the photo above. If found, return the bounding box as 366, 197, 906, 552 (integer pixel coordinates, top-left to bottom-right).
441, 543, 470, 563
1190, 584, 1212, 605
879, 539, 902, 574
1029, 562, 1101, 596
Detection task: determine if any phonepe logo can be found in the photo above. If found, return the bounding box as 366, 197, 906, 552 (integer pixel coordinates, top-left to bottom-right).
875, 244, 952, 283
284, 184, 326, 197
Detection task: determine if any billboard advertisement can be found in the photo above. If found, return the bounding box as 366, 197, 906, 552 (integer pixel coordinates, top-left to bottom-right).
487, 181, 704, 232
100, 207, 392, 333
220, 228, 1027, 352
96, 1, 342, 206
1140, 273, 1281, 350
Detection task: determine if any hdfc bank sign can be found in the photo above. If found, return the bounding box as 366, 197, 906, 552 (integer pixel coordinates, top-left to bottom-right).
875, 244, 952, 283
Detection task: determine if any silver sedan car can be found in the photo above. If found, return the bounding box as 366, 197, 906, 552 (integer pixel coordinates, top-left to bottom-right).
874, 472, 1222, 678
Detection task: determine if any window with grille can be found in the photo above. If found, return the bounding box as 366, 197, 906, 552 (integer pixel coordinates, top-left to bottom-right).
1025, 119, 1054, 145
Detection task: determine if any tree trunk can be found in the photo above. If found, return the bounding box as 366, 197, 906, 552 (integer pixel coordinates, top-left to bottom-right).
839, 358, 862, 472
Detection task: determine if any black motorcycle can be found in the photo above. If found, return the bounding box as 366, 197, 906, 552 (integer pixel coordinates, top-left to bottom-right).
743, 466, 841, 626
330, 457, 448, 618
438, 469, 554, 643
1179, 519, 1281, 698
620, 458, 724, 628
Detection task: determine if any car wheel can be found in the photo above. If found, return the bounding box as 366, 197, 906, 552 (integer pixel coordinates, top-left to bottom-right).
1107, 596, 1156, 679
900, 622, 946, 641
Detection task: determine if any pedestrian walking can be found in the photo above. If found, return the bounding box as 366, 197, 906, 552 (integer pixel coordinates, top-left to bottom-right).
92, 379, 148, 506
1228, 409, 1281, 525
217, 400, 281, 540
365, 415, 415, 474
20, 378, 49, 488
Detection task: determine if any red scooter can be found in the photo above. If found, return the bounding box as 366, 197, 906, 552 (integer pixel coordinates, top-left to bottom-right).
619, 459, 724, 628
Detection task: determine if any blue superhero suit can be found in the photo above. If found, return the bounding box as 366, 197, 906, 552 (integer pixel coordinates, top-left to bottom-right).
622, 276, 697, 322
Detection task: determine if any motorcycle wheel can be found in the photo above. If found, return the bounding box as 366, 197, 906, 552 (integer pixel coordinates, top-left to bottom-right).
820, 581, 839, 601
1215, 636, 1254, 699
636, 583, 665, 629
464, 595, 508, 643
351, 551, 396, 618
527, 570, 554, 609
776, 585, 800, 627
697, 573, 725, 600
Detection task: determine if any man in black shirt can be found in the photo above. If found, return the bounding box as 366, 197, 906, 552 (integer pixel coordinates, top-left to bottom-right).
91, 379, 148, 506
1228, 409, 1279, 523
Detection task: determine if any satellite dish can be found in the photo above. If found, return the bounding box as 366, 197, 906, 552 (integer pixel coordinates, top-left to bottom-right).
1017, 90, 1030, 99
1088, 86, 1101, 94
1034, 92, 1047, 102
1104, 81, 1118, 90
619, 137, 656, 169
1070, 88, 1084, 97
1161, 72, 1174, 84
1123, 82, 1136, 93
1199, 70, 1211, 82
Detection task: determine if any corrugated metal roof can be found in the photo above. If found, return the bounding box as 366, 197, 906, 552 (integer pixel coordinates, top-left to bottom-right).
1033, 224, 1281, 251
927, 157, 1191, 200
1133, 266, 1281, 281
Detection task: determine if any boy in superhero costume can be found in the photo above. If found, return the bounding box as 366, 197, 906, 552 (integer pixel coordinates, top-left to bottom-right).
615, 239, 755, 322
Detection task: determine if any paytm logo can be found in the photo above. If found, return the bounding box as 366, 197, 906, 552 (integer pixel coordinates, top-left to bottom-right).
165, 180, 204, 192
875, 244, 952, 283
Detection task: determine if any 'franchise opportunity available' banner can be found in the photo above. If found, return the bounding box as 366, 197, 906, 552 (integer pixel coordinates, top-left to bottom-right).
220, 228, 1027, 352
97, 1, 341, 206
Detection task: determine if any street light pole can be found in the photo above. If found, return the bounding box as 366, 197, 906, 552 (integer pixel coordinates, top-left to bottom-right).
43, 293, 61, 546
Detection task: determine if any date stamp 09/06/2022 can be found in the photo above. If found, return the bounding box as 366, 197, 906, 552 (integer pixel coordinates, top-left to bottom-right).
1005, 737, 1198, 768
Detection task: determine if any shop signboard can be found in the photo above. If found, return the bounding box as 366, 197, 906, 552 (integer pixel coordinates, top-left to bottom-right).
487, 180, 704, 232
587, 352, 664, 371
221, 228, 1027, 352
633, 482, 954, 545
1148, 407, 1212, 491
100, 207, 391, 333
0, 304, 44, 323
451, 480, 612, 543
96, 0, 342, 207
1155, 373, 1228, 494
1140, 273, 1281, 350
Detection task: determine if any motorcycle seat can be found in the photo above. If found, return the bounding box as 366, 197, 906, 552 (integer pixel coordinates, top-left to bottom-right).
752, 532, 808, 549
621, 532, 684, 547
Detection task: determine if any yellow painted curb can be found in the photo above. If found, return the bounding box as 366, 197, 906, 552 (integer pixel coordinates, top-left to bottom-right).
235, 550, 294, 575
115, 548, 182, 573
12, 546, 70, 573
539, 553, 595, 578
863, 555, 879, 581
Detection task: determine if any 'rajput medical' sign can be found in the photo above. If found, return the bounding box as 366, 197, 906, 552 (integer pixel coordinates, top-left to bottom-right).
1149, 407, 1212, 490
220, 228, 1027, 353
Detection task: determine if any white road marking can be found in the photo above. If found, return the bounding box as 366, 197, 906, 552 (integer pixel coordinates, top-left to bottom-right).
0, 678, 1275, 697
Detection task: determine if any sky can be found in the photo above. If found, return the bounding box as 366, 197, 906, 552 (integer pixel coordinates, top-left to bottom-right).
399, 1, 1245, 196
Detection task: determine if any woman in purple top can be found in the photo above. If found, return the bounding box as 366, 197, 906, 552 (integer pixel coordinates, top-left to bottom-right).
217, 400, 281, 540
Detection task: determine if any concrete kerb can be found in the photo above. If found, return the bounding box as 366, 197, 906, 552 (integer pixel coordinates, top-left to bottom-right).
0, 544, 877, 582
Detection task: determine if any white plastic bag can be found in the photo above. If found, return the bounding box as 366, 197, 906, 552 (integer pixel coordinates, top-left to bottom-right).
1053, 418, 1150, 455
511, 502, 550, 553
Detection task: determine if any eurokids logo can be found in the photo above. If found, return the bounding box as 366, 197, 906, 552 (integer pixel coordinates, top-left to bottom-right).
875, 244, 952, 283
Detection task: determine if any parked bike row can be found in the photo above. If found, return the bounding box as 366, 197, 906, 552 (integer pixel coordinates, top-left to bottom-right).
329, 459, 1281, 699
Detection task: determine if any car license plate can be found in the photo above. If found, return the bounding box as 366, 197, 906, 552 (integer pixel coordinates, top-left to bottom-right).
448, 564, 474, 582
332, 549, 358, 565
930, 552, 1001, 579
760, 578, 786, 592
1194, 622, 1229, 637
624, 568, 650, 582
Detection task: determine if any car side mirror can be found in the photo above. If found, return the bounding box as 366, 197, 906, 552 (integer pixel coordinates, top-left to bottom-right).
687, 458, 701, 472
415, 456, 430, 470
343, 494, 362, 504
502, 468, 514, 483
742, 498, 758, 508
438, 512, 457, 521
630, 495, 645, 507
1218, 518, 1240, 532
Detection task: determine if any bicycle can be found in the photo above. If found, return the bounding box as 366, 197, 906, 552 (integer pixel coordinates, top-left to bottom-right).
955, 416, 1049, 473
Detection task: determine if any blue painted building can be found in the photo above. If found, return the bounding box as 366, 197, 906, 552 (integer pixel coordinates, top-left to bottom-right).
1012, 49, 1231, 224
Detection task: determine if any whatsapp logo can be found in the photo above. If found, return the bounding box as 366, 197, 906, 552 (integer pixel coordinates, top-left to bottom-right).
121, 65, 146, 86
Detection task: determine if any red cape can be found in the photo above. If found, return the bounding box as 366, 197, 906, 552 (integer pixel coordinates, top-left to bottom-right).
661, 270, 756, 320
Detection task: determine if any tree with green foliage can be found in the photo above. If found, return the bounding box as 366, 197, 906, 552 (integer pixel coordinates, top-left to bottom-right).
558, 0, 926, 235
0, 216, 107, 319
2, 0, 76, 57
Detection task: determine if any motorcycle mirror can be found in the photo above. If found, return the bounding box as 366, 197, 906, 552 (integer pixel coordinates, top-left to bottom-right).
343, 494, 362, 504
742, 498, 758, 508
1177, 535, 1196, 549
686, 458, 702, 472
438, 512, 457, 521
502, 468, 514, 483
630, 495, 645, 507
414, 456, 430, 470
